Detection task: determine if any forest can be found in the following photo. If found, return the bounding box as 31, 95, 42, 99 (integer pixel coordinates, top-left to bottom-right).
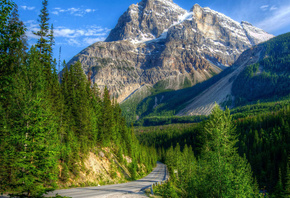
136, 101, 290, 197
232, 32, 290, 106
0, 1, 157, 197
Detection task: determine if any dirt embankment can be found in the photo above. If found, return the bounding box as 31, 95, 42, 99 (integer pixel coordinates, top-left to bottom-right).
58, 147, 135, 188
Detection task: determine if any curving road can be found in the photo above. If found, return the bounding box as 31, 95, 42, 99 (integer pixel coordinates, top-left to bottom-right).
47, 162, 168, 198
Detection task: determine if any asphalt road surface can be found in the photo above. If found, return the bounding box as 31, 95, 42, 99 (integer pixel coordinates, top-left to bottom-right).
47, 162, 168, 198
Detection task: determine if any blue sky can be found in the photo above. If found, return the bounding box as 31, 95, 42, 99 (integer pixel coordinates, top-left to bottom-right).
14, 0, 290, 70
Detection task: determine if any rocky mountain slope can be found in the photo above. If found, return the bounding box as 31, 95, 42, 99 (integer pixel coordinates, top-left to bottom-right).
68, 0, 274, 102
177, 45, 263, 116
120, 33, 290, 121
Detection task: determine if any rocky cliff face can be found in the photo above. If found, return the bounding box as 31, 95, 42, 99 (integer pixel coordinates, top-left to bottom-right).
105, 0, 186, 42
68, 0, 274, 102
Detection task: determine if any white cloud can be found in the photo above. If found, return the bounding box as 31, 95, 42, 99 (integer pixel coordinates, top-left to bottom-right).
21, 6, 35, 11
52, 7, 96, 16
84, 37, 106, 45
260, 4, 279, 12
257, 4, 290, 32
23, 21, 110, 47
260, 5, 269, 11
53, 26, 110, 38
52, 11, 59, 15
270, 6, 278, 11
67, 38, 81, 46
54, 29, 76, 37
85, 9, 96, 13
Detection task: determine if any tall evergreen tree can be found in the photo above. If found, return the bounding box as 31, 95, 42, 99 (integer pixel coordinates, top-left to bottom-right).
33, 0, 50, 55
0, 46, 59, 197
285, 161, 290, 197
33, 0, 53, 87
191, 105, 259, 197
100, 86, 113, 145
0, 0, 25, 106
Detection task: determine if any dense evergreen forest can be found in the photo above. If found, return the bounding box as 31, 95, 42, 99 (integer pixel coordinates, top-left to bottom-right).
134, 115, 207, 126
136, 101, 290, 197
0, 1, 157, 197
233, 32, 290, 106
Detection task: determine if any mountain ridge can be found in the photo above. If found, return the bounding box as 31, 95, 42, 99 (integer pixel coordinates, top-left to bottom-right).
67, 0, 274, 103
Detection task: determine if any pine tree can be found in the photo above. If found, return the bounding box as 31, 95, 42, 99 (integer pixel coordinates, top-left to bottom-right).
193, 105, 258, 197
33, 0, 54, 88
100, 86, 113, 145
49, 24, 54, 57
285, 162, 290, 197
0, 1, 26, 106
0, 46, 59, 197
0, 1, 27, 193
274, 169, 284, 198
33, 0, 50, 55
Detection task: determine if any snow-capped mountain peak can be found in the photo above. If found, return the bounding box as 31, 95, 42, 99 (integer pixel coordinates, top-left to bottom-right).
70, 0, 275, 103
105, 0, 186, 42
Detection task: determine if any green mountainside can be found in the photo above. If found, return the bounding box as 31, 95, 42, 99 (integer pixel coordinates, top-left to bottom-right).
233, 32, 290, 105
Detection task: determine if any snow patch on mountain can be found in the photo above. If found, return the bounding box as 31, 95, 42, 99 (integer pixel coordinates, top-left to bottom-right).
156, 0, 185, 13
241, 21, 274, 45
133, 11, 195, 44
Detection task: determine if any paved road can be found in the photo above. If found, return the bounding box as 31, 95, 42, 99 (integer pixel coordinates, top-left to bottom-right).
47, 162, 168, 198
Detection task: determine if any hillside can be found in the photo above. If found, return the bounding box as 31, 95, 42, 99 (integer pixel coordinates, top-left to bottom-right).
232, 32, 290, 105
67, 0, 273, 103
120, 33, 290, 122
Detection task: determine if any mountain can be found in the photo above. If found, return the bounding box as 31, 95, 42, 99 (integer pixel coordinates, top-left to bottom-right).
121, 32, 290, 122
67, 0, 273, 103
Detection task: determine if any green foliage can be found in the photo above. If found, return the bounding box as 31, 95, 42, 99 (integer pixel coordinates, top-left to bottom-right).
285, 161, 290, 197
0, 45, 59, 197
135, 123, 201, 159
233, 33, 290, 105
154, 181, 179, 198
100, 86, 113, 145
274, 169, 284, 198
235, 104, 290, 194
0, 0, 26, 105
191, 106, 258, 197
230, 96, 290, 120
139, 105, 275, 197
33, 0, 50, 55
135, 115, 207, 126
